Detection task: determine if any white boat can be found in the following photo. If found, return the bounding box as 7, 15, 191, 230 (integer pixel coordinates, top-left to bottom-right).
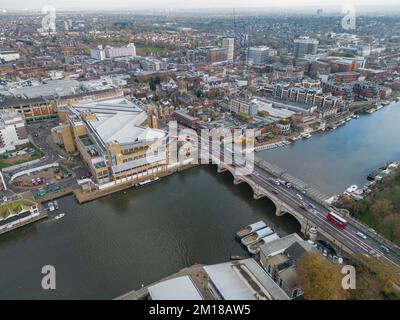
304, 133, 312, 139
54, 200, 59, 210
236, 221, 267, 239
54, 213, 65, 220
47, 202, 55, 212
241, 227, 274, 246
247, 233, 280, 254
345, 185, 358, 194
134, 177, 160, 188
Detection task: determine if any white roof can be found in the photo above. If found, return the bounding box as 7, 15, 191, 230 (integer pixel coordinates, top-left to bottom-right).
148, 276, 203, 300
75, 98, 166, 145
254, 98, 295, 119
204, 258, 289, 300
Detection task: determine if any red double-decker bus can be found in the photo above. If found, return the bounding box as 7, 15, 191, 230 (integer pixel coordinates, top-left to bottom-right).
326, 212, 347, 229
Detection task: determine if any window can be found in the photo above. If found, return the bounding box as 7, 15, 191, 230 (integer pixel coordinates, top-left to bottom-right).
292, 288, 299, 299
278, 278, 283, 288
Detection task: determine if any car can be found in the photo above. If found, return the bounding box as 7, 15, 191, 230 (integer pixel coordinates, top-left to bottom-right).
380, 245, 390, 253
356, 232, 367, 240
299, 204, 306, 210
271, 189, 279, 195
296, 193, 303, 200
275, 180, 280, 186
285, 182, 292, 188
308, 203, 316, 209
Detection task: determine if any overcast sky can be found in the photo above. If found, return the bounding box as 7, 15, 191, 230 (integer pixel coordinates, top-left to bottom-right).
1, 0, 399, 10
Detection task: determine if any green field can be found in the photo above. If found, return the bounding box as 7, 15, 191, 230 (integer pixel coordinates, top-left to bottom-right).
136, 45, 166, 56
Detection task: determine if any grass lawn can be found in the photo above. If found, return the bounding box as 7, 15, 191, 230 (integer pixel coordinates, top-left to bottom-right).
0, 142, 44, 169
136, 45, 166, 56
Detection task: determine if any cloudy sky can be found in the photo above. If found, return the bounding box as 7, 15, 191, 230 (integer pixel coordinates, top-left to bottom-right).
0, 0, 398, 10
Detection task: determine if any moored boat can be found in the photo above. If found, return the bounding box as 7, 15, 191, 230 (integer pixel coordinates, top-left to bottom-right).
47, 202, 55, 212
241, 227, 274, 246
235, 221, 267, 239
134, 177, 160, 188
54, 213, 65, 220
54, 200, 59, 210
247, 233, 280, 254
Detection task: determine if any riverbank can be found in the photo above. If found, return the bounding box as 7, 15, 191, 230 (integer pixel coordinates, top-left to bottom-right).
336, 164, 400, 245
74, 163, 199, 203
0, 165, 301, 299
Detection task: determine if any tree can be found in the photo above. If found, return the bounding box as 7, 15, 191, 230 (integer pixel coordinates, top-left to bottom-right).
350, 255, 400, 300
297, 252, 348, 300
369, 198, 395, 221
381, 214, 400, 243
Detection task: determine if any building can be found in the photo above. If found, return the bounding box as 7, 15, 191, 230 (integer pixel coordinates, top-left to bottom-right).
248, 46, 269, 64
203, 47, 228, 64
353, 82, 380, 100
259, 233, 316, 299
294, 37, 319, 58
139, 57, 167, 72
222, 37, 235, 63
0, 79, 124, 122
90, 43, 136, 60
118, 259, 289, 300
330, 72, 360, 83
229, 99, 258, 117
272, 64, 304, 81
105, 43, 136, 59
0, 193, 41, 234
173, 110, 200, 128
0, 109, 29, 154
204, 259, 289, 300
322, 81, 353, 101
59, 98, 168, 184
276, 120, 291, 135
51, 124, 76, 154
90, 45, 106, 61
0, 50, 20, 62
147, 276, 204, 300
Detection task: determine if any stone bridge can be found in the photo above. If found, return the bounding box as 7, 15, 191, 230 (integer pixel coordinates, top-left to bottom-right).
216, 163, 317, 236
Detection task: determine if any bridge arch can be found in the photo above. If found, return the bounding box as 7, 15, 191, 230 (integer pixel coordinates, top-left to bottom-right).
277, 210, 304, 233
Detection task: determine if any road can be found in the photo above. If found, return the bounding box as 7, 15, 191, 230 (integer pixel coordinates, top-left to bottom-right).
204, 142, 400, 269
249, 168, 400, 268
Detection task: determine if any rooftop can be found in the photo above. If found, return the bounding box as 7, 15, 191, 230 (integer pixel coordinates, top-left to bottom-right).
72, 98, 166, 146
148, 276, 204, 300
204, 258, 289, 300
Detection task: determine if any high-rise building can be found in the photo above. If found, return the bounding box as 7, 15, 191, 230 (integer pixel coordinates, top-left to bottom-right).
222, 37, 235, 63
90, 43, 136, 61
294, 37, 319, 58
248, 46, 269, 64
90, 45, 106, 60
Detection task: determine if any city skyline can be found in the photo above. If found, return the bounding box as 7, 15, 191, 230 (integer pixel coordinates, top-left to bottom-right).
1, 0, 400, 11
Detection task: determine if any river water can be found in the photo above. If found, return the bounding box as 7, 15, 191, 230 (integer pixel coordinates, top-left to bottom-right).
258, 102, 400, 196
0, 102, 399, 299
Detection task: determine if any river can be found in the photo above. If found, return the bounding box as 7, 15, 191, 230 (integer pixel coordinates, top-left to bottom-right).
258, 102, 400, 196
